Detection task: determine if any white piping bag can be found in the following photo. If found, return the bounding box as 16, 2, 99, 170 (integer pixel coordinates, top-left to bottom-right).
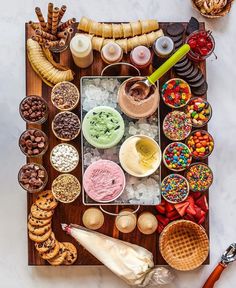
61, 224, 174, 286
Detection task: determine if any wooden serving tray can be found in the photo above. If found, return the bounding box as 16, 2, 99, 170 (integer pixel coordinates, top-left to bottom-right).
25, 22, 209, 265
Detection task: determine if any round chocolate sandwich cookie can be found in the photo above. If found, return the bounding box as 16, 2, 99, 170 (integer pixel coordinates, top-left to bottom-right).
185, 66, 199, 80
47, 242, 67, 266
174, 39, 184, 49
176, 65, 195, 78
62, 242, 78, 265
166, 23, 185, 36
28, 213, 52, 227
174, 57, 190, 68
171, 34, 183, 43
35, 190, 58, 211
187, 69, 203, 84
189, 75, 205, 88
192, 81, 208, 96
175, 61, 192, 73
28, 228, 52, 243
40, 240, 60, 260
35, 232, 56, 253
31, 203, 54, 219
28, 222, 51, 236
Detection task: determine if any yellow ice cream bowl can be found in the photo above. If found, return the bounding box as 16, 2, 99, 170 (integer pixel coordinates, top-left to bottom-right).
119, 135, 162, 177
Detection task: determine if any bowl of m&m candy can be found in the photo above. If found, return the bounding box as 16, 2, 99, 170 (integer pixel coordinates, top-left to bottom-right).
185, 97, 212, 128
186, 130, 214, 159
161, 174, 189, 204
163, 142, 192, 172
186, 30, 215, 62
161, 78, 192, 108
185, 162, 213, 192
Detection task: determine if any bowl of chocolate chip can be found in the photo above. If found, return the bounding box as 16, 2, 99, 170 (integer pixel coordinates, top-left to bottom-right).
51, 81, 80, 111
18, 163, 48, 193
52, 111, 81, 141
19, 129, 48, 157
19, 95, 48, 124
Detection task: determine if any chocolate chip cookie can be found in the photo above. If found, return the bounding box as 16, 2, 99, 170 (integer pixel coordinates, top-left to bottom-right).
35, 190, 58, 211
40, 240, 60, 260
35, 232, 56, 253
29, 228, 52, 243
31, 203, 54, 219
28, 213, 52, 227
28, 222, 51, 236
47, 243, 67, 266
62, 242, 77, 265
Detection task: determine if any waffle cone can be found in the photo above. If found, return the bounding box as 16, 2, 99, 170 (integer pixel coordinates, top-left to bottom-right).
191, 0, 234, 18
159, 220, 209, 271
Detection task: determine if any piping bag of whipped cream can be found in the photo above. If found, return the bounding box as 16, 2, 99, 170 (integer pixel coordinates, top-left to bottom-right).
61, 224, 174, 286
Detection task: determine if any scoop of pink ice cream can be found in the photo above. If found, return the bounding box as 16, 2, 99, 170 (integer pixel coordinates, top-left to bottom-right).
83, 160, 125, 202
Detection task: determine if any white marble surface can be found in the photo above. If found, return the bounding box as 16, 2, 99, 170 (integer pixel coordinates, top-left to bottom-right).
0, 0, 236, 287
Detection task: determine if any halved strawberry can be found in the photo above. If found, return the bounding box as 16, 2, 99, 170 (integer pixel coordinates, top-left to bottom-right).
157, 223, 165, 234
160, 198, 166, 206
186, 195, 195, 206
155, 204, 165, 214
165, 202, 175, 212
183, 214, 196, 222
156, 215, 169, 226
186, 204, 197, 216
191, 192, 202, 200
166, 210, 181, 220
198, 215, 206, 225
174, 202, 189, 216
200, 210, 206, 218
196, 195, 209, 212
194, 205, 202, 222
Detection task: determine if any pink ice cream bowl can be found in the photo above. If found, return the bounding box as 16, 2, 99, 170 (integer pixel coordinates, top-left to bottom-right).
83, 159, 126, 203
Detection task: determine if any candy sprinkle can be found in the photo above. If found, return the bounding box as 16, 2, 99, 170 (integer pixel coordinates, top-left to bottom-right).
163, 142, 192, 171
163, 110, 192, 141
161, 174, 189, 203
186, 163, 213, 192
161, 78, 191, 108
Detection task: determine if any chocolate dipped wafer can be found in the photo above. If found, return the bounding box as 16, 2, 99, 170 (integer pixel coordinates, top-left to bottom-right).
32, 35, 47, 45
29, 21, 40, 30
58, 5, 67, 23
35, 7, 47, 31
35, 29, 57, 41
58, 18, 76, 31
45, 40, 61, 48
52, 7, 60, 35
57, 30, 68, 39
47, 3, 53, 33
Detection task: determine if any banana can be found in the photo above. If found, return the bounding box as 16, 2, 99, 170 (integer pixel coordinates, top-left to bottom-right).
27, 39, 74, 87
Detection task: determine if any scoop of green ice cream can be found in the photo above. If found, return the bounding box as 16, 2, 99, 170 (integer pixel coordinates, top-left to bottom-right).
82, 106, 125, 149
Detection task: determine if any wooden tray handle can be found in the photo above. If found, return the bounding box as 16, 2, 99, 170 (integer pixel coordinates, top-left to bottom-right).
202, 263, 227, 288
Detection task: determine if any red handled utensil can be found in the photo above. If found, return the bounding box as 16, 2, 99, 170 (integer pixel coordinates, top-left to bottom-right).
202, 243, 236, 288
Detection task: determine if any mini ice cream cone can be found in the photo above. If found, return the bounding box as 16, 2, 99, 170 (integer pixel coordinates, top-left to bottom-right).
103, 38, 114, 46
47, 3, 53, 33
82, 208, 104, 230
130, 21, 142, 36
102, 23, 112, 38
127, 36, 139, 51
58, 5, 67, 23
89, 21, 98, 35
121, 23, 132, 38
35, 7, 47, 31
112, 23, 123, 38
137, 212, 158, 235
92, 36, 104, 52
115, 209, 137, 233
95, 23, 103, 36
51, 7, 59, 35
58, 18, 76, 31
147, 19, 159, 31
138, 34, 148, 46
78, 16, 91, 32
140, 19, 159, 34
146, 30, 164, 47
116, 39, 128, 53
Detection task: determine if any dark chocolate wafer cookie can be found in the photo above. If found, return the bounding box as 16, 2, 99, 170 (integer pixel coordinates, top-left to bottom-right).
189, 76, 205, 88
185, 66, 199, 80
188, 70, 203, 84
192, 81, 208, 96
166, 23, 185, 36
174, 58, 190, 68
176, 65, 195, 78
175, 61, 192, 73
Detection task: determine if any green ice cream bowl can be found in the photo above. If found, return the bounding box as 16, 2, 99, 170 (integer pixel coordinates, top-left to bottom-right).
82, 106, 125, 149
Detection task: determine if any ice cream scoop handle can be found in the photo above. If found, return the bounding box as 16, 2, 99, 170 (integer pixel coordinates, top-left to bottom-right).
202, 263, 226, 288
147, 44, 190, 85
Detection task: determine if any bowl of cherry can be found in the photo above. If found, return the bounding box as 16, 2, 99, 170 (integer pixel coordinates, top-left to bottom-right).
186, 30, 215, 62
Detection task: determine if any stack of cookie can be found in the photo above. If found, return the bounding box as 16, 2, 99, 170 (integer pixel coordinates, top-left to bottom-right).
28, 190, 77, 265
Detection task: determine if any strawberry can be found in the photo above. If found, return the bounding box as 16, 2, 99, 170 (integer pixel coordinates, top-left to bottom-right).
198, 215, 206, 225
200, 210, 206, 218
186, 195, 195, 206
191, 192, 202, 200
194, 205, 202, 221
166, 210, 181, 220
183, 214, 196, 222
155, 204, 165, 214
186, 204, 197, 216
165, 202, 175, 212
196, 195, 209, 212
156, 215, 169, 226
157, 223, 165, 234
160, 198, 166, 206
174, 202, 189, 216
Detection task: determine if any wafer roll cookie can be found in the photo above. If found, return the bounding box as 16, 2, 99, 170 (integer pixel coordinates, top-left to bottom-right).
32, 35, 47, 45
45, 40, 61, 48
52, 7, 60, 35
130, 21, 142, 36
92, 36, 104, 52
78, 16, 91, 32
112, 24, 123, 38
57, 30, 68, 39
121, 23, 132, 38
115, 39, 128, 53
147, 19, 159, 31
35, 29, 57, 41
58, 18, 76, 31
58, 5, 67, 23
35, 7, 47, 31
103, 38, 114, 46
140, 19, 158, 34
59, 38, 66, 47
47, 3, 53, 32
102, 23, 112, 38
29, 21, 40, 30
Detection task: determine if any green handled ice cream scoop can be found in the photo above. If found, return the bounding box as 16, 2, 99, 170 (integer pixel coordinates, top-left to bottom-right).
129, 44, 190, 97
